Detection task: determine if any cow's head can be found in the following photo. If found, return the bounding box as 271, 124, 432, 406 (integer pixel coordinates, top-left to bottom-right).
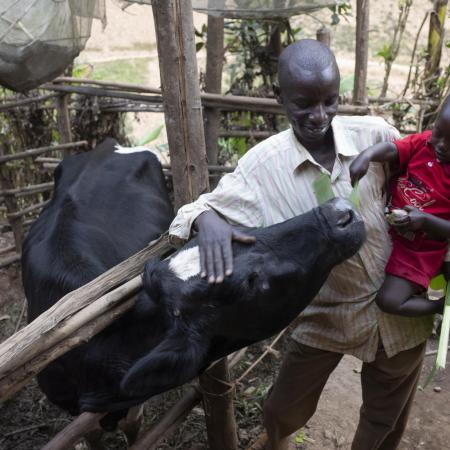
120, 198, 365, 398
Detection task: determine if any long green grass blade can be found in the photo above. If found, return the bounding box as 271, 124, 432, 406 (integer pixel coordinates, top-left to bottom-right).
436, 284, 450, 369
349, 180, 360, 209
313, 173, 335, 204
138, 124, 164, 146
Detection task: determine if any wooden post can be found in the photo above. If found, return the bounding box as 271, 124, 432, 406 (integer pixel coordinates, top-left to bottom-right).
204, 15, 224, 168
424, 0, 448, 93
353, 0, 370, 104
152, 2, 236, 448
55, 94, 73, 144
316, 26, 331, 47
200, 358, 238, 450
152, 0, 210, 211
0, 143, 24, 252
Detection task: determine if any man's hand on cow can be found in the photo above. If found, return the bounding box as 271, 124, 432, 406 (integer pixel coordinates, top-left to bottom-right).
349, 152, 370, 186
194, 210, 256, 284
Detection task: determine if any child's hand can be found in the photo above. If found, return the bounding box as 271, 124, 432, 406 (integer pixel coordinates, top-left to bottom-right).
390, 206, 427, 232
349, 153, 370, 186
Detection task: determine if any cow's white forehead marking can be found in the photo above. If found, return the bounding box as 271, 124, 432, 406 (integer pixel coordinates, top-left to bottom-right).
168, 246, 201, 281
114, 144, 162, 162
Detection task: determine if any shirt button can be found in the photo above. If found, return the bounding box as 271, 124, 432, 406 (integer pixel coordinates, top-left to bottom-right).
427, 161, 433, 167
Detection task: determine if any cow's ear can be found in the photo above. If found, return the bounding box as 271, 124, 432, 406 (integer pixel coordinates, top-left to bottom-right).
120, 334, 207, 397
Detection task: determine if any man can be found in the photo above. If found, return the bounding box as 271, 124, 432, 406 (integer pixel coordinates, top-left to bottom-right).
169, 40, 433, 449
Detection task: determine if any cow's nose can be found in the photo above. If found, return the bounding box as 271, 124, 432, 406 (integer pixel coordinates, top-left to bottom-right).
332, 198, 355, 227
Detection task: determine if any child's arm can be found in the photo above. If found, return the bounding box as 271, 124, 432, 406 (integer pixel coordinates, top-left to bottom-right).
393, 205, 450, 240
350, 142, 399, 186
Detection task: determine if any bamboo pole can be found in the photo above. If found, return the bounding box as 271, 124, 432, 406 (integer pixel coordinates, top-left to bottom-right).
353, 0, 370, 104
0, 182, 54, 197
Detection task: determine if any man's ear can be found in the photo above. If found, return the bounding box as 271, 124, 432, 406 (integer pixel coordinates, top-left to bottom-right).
273, 83, 282, 105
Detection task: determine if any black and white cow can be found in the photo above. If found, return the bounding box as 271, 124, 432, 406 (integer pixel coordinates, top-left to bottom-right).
22, 138, 174, 422
23, 139, 365, 427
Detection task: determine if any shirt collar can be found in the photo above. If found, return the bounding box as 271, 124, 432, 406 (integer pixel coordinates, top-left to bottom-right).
289, 116, 359, 173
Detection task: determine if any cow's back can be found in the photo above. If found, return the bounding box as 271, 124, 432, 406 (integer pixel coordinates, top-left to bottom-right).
21, 138, 174, 414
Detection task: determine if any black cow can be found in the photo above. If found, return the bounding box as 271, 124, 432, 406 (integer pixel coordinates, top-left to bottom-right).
22, 138, 174, 423
56, 198, 365, 414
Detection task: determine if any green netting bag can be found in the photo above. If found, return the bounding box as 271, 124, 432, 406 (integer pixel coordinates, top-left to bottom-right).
0, 0, 105, 92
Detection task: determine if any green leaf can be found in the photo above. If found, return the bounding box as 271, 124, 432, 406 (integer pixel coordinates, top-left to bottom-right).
430, 275, 446, 291
137, 124, 164, 146
295, 429, 305, 444
437, 286, 450, 369
349, 180, 360, 209
340, 75, 354, 96
313, 173, 335, 204
196, 42, 204, 52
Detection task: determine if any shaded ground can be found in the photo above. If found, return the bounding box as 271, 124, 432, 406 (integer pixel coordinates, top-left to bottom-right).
0, 261, 449, 450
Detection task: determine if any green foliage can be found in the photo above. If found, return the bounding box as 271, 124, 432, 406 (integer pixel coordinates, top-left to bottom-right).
339, 75, 354, 96
376, 44, 393, 63
295, 429, 306, 444
137, 124, 164, 146
329, 2, 352, 26
78, 58, 149, 85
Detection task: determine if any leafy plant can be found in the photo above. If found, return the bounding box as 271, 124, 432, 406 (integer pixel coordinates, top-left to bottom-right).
137, 124, 164, 146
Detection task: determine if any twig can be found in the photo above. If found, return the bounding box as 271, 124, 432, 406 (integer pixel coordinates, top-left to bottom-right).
236, 328, 287, 383
425, 346, 450, 357
3, 422, 49, 437
14, 299, 27, 333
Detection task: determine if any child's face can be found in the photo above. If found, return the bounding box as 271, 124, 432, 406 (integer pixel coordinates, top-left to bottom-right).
430, 109, 450, 163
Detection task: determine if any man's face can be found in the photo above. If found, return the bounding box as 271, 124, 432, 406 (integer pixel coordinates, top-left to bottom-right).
430, 108, 450, 163
278, 65, 340, 145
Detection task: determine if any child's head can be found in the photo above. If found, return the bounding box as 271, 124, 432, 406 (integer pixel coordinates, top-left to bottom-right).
431, 95, 450, 163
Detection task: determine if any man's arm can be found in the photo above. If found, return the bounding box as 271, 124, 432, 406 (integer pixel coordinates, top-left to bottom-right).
350, 142, 399, 186
169, 161, 264, 284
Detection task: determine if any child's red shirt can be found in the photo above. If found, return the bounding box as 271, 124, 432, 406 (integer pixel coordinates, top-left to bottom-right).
386, 130, 450, 288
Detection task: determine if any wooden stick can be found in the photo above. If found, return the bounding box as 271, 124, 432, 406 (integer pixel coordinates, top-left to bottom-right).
0, 253, 21, 269
0, 244, 16, 255
0, 233, 172, 390
0, 295, 136, 401
0, 141, 88, 164
236, 329, 287, 383
41, 412, 105, 450
0, 181, 54, 197
0, 93, 59, 111
130, 387, 201, 450
6, 200, 49, 220
41, 83, 370, 116
353, 0, 370, 104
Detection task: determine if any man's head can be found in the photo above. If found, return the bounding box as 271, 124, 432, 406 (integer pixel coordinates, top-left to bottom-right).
431, 95, 450, 163
274, 39, 340, 146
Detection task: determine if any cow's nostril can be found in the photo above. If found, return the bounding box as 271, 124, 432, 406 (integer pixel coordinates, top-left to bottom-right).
337, 209, 353, 227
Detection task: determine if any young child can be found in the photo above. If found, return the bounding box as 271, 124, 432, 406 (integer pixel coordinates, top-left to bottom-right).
350, 95, 450, 317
